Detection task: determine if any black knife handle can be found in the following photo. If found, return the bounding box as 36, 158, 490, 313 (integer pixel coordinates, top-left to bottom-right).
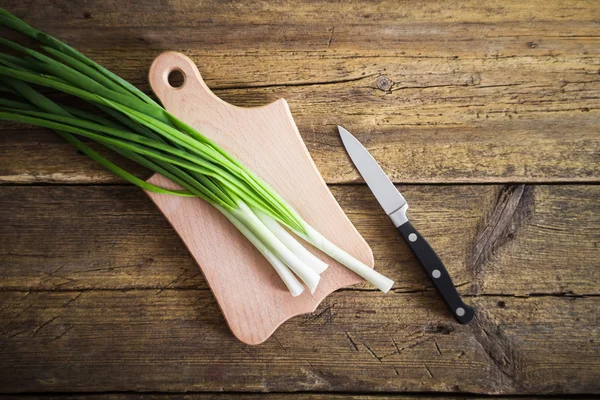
397, 221, 474, 324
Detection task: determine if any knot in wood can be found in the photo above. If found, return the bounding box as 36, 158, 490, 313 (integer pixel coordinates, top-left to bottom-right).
376, 76, 393, 92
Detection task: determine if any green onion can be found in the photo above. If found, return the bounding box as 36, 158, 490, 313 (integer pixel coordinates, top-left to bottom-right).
0, 9, 394, 295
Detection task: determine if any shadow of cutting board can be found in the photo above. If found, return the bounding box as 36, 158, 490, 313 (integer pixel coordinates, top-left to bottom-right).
144, 52, 374, 345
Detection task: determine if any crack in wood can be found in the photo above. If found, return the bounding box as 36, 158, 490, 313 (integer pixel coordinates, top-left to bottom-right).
345, 331, 359, 352
239, 345, 257, 361
434, 339, 443, 356
34, 265, 74, 289
391, 82, 472, 92
51, 325, 73, 341
391, 337, 401, 355
0, 304, 32, 333
471, 310, 520, 392
176, 272, 203, 286
63, 291, 83, 307
465, 291, 599, 298
455, 281, 472, 289
326, 26, 335, 47
2, 287, 597, 298
476, 83, 523, 89
0, 290, 30, 313
212, 73, 378, 91
272, 335, 286, 352
301, 304, 335, 325
302, 360, 332, 389
154, 271, 188, 296
3, 252, 66, 258
6, 329, 27, 338
470, 184, 534, 293
362, 341, 383, 363
385, 334, 433, 358
69, 264, 142, 274
28, 315, 59, 338
424, 364, 435, 379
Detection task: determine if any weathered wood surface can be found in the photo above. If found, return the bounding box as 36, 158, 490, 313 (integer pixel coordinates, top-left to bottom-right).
2, 185, 599, 296
0, 0, 598, 184
0, 0, 599, 396
0, 290, 598, 394
0, 396, 582, 400
0, 289, 600, 393
0, 185, 599, 394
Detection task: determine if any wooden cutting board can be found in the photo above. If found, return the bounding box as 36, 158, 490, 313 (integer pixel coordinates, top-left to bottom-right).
144, 52, 374, 345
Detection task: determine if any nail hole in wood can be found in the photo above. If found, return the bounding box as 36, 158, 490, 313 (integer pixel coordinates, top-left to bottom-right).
167, 68, 185, 89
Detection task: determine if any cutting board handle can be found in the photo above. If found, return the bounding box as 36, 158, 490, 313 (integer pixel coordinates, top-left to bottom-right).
145, 51, 374, 345
149, 51, 220, 107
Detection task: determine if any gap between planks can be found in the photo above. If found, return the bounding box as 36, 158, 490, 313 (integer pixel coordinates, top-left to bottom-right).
0, 287, 598, 298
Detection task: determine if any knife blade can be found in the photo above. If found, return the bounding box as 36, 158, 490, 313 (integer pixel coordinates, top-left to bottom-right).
338, 125, 474, 324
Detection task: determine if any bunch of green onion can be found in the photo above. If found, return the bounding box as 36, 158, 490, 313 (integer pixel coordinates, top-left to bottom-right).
0, 9, 394, 296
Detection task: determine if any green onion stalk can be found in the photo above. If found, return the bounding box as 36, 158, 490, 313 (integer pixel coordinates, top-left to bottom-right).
0, 9, 394, 296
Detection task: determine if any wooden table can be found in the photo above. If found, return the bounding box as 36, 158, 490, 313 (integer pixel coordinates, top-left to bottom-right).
1, 0, 598, 397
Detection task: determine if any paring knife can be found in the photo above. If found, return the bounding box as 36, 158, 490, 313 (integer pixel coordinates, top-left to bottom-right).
338, 126, 474, 324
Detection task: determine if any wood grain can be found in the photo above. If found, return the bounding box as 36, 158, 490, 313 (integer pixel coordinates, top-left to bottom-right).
1, 185, 597, 295
0, 396, 580, 400
0, 184, 599, 393
0, 0, 598, 184
0, 290, 598, 394
0, 0, 599, 395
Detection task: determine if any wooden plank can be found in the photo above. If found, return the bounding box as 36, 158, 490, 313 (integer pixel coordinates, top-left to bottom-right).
0, 290, 598, 394
0, 184, 485, 291
0, 0, 598, 395
473, 185, 600, 295
2, 0, 598, 56
1, 54, 597, 184
0, 395, 583, 400
1, 185, 598, 295
0, 1, 598, 184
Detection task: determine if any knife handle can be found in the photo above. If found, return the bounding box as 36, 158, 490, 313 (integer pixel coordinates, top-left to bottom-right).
397, 221, 474, 324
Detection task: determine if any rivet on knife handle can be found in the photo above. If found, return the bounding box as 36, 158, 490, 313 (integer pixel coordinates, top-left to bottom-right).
397, 221, 475, 324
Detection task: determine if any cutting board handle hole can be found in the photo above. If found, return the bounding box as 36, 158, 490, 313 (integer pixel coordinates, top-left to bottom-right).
166, 68, 186, 89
